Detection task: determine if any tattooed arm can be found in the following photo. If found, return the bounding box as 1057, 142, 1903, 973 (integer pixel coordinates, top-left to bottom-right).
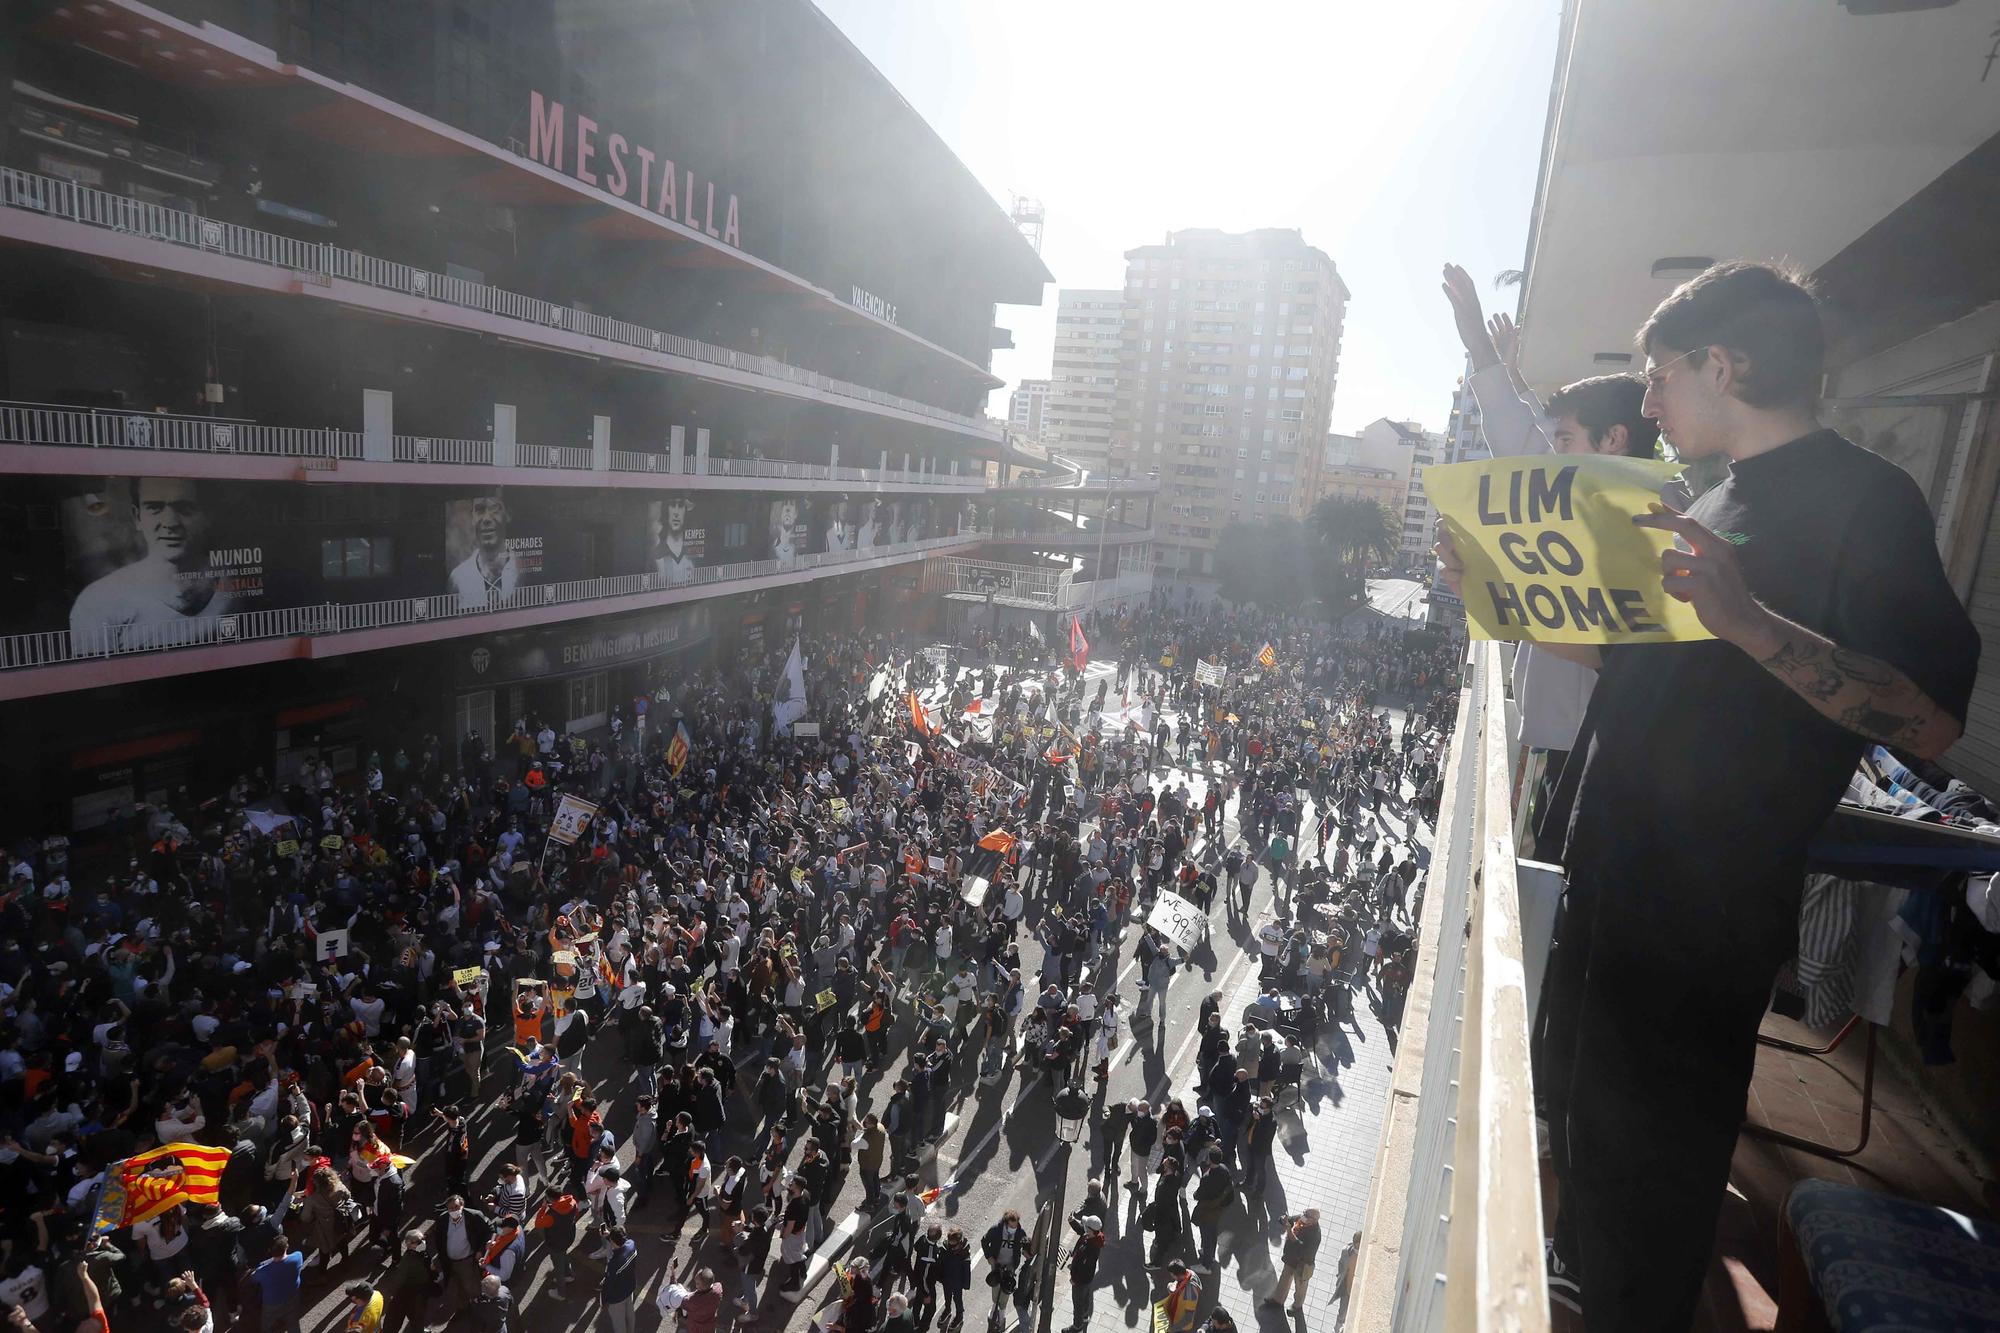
1743, 621, 1962, 759
1632, 505, 1964, 759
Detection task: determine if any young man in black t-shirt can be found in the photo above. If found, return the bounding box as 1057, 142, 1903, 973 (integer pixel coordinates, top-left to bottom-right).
1439, 262, 1980, 1332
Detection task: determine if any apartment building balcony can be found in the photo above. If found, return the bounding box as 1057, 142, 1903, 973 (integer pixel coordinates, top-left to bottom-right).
0, 167, 1003, 444
0, 530, 984, 701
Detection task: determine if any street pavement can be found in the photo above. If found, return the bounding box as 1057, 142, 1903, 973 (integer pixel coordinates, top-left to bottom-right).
293, 652, 1430, 1333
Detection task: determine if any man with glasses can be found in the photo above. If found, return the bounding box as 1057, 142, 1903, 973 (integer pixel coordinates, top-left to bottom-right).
1436, 261, 1979, 1332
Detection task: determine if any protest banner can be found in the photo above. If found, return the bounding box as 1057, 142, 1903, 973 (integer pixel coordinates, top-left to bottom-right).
1194, 658, 1226, 688
452, 965, 485, 987
815, 989, 839, 1013
1423, 454, 1713, 643
793, 721, 821, 738
274, 838, 299, 858
1145, 892, 1206, 954
548, 793, 600, 846
316, 928, 350, 960
318, 834, 343, 851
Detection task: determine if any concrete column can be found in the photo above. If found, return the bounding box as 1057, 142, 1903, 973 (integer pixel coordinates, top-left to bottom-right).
492, 403, 516, 467
592, 414, 611, 471
948, 459, 958, 476
829, 442, 840, 472
669, 425, 685, 474
879, 450, 890, 478
903, 452, 912, 478
695, 427, 711, 475
362, 389, 393, 462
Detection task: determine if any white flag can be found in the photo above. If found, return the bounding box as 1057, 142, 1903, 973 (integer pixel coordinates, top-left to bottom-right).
549, 793, 600, 846
1028, 619, 1044, 642
772, 638, 809, 737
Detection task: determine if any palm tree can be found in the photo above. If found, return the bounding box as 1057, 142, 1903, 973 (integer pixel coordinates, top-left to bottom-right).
1311, 496, 1399, 604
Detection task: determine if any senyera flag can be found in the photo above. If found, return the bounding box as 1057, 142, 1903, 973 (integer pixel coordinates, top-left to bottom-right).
1068, 614, 1090, 671
92, 1142, 233, 1233
665, 721, 692, 777
1256, 641, 1277, 669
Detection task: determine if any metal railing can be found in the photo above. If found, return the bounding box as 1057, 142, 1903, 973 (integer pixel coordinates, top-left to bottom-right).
0, 165, 1000, 439
1347, 639, 1548, 1333
929, 557, 1073, 607
1057, 569, 1155, 609
0, 399, 985, 487
0, 531, 986, 673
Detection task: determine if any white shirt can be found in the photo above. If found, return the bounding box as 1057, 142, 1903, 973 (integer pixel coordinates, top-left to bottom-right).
1466, 363, 1599, 751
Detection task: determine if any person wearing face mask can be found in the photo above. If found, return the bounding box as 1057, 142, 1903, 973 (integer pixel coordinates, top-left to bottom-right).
428, 1194, 493, 1320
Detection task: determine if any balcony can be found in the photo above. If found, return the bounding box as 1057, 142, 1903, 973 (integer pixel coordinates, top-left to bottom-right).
0, 401, 986, 492
0, 167, 1001, 441
0, 531, 985, 699
1350, 642, 1992, 1333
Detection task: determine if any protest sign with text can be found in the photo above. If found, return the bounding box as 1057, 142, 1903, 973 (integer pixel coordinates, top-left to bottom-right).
1424, 454, 1712, 643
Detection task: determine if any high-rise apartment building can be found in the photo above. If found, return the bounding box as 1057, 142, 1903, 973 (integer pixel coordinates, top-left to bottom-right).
1009, 378, 1052, 441
1442, 355, 1487, 465
1045, 289, 1123, 471
1396, 422, 1448, 566
1110, 229, 1347, 593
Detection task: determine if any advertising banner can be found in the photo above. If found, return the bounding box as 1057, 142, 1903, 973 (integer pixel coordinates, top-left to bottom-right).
766, 496, 808, 566
1424, 455, 1710, 643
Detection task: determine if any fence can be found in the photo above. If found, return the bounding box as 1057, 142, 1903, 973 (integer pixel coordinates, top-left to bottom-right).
0, 531, 986, 673
1346, 639, 1548, 1333
0, 165, 1001, 439
0, 398, 985, 487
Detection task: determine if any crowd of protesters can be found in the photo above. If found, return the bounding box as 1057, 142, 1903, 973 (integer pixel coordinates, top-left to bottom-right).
0, 588, 1456, 1333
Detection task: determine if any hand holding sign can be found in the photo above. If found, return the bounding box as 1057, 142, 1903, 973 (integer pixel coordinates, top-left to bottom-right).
1632, 504, 1768, 646
1426, 455, 1712, 644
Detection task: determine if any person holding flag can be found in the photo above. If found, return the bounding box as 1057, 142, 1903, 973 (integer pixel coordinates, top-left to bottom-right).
665, 720, 693, 777
1068, 613, 1090, 673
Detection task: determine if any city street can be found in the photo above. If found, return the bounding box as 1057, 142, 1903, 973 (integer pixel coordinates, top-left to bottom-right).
286, 651, 1430, 1333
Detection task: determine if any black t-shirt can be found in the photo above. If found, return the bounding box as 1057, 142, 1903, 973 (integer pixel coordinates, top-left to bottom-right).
1566, 430, 1980, 894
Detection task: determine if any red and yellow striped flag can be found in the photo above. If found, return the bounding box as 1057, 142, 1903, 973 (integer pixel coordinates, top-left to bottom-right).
92, 1142, 232, 1232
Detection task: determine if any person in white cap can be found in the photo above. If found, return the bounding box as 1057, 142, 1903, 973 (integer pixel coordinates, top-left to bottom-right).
1061, 1210, 1106, 1333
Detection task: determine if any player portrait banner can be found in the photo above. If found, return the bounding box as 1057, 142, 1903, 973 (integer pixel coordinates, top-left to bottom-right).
444, 490, 544, 608
649, 493, 707, 585
548, 793, 600, 846
92, 1142, 233, 1233
1145, 892, 1206, 954
1424, 455, 1711, 644
1194, 659, 1226, 688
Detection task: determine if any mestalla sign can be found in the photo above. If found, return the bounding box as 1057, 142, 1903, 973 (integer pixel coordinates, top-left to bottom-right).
527, 91, 742, 249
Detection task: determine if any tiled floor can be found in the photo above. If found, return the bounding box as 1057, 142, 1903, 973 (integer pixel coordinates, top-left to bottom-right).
1693, 1013, 1992, 1332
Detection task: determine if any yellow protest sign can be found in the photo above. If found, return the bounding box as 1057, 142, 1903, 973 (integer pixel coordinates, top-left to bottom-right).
452, 965, 484, 987
274, 838, 299, 858
318, 834, 343, 851
1424, 454, 1712, 643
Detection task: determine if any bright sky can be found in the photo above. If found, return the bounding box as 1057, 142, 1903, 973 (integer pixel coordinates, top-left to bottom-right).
814, 0, 1560, 435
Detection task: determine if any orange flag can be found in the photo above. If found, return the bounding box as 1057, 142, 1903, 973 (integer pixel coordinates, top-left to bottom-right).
908, 691, 931, 735
977, 829, 1016, 854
